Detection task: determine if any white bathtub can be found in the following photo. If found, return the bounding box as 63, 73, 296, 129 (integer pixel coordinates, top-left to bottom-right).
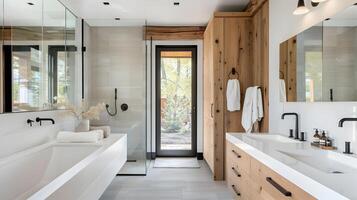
0, 134, 127, 200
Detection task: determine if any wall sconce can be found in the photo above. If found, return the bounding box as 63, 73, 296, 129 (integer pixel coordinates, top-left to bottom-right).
293, 0, 310, 15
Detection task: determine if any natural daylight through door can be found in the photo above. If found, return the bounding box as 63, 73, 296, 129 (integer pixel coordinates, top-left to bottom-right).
160, 51, 193, 150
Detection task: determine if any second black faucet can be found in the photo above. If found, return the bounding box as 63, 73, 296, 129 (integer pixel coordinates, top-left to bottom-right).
281, 112, 299, 140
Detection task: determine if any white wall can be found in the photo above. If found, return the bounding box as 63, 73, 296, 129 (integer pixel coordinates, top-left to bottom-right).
270, 0, 357, 152
150, 40, 204, 154
86, 26, 147, 160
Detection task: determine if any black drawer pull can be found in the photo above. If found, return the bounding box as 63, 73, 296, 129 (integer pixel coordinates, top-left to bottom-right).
231, 185, 241, 196
231, 167, 241, 177
266, 177, 292, 197
232, 149, 241, 158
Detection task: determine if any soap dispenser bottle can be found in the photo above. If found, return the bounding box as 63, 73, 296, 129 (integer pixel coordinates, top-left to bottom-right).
313, 129, 320, 144
320, 131, 327, 146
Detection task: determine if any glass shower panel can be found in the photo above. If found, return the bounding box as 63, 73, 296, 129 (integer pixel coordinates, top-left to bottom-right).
85, 19, 150, 175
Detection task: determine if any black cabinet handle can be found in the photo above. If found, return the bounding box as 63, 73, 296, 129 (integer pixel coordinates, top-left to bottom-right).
231, 185, 241, 196
231, 167, 241, 177
266, 177, 292, 197
232, 149, 241, 158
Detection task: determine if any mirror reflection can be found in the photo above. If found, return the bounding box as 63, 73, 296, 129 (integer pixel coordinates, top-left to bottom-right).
279, 4, 357, 102
0, 0, 79, 113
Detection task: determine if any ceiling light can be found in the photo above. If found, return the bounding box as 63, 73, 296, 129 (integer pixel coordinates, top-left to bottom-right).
103, 2, 110, 5
311, 2, 319, 7
311, 0, 328, 2
27, 2, 34, 5
293, 0, 309, 15
173, 2, 180, 6
115, 18, 120, 21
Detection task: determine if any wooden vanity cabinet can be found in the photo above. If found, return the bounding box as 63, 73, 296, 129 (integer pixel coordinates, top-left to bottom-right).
226, 141, 316, 200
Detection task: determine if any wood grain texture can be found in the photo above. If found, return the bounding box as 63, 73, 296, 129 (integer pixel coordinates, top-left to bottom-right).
224, 17, 253, 132
203, 20, 215, 173
145, 26, 206, 40
280, 36, 297, 102
203, 1, 269, 181
252, 1, 269, 132
226, 141, 316, 200
212, 18, 225, 181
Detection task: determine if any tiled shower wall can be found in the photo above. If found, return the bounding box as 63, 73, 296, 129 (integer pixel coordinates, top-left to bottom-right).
87, 26, 147, 160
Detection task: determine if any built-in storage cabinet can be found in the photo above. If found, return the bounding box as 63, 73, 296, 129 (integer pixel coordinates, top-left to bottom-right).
203, 0, 269, 180
226, 141, 316, 200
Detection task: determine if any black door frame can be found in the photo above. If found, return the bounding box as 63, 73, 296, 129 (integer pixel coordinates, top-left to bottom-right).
155, 45, 197, 157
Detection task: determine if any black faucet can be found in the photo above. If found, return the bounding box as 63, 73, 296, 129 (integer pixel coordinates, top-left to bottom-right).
281, 112, 299, 140
36, 117, 55, 126
338, 118, 357, 127
27, 119, 34, 127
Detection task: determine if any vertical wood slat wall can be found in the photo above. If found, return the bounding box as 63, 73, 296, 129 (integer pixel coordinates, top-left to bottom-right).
280, 36, 297, 102
203, 1, 269, 180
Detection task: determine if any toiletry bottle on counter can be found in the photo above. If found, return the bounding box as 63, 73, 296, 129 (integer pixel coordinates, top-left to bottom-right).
313, 129, 320, 144
320, 131, 327, 146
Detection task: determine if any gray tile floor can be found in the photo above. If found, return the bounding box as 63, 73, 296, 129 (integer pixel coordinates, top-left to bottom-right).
100, 160, 234, 200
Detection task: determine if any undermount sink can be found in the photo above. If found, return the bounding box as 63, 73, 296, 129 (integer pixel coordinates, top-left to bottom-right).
278, 150, 357, 174
243, 134, 301, 143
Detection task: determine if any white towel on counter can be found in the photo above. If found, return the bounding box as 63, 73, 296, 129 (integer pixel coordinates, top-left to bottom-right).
226, 79, 241, 111
279, 79, 287, 102
241, 86, 264, 133
56, 130, 104, 143
90, 126, 111, 138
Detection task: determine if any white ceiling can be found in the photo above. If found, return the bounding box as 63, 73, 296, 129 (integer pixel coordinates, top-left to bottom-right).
59, 0, 250, 26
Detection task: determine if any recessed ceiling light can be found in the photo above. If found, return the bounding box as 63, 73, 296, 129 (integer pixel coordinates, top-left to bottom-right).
173, 2, 180, 6
115, 18, 120, 21
103, 2, 110, 5
27, 2, 34, 5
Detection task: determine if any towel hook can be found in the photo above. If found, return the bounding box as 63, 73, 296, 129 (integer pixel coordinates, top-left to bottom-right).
229, 68, 239, 79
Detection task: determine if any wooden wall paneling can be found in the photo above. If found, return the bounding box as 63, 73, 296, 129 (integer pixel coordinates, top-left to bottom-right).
203, 20, 215, 172
145, 26, 206, 40
280, 41, 288, 81
224, 17, 253, 132
287, 36, 297, 101
212, 18, 225, 180
251, 1, 269, 132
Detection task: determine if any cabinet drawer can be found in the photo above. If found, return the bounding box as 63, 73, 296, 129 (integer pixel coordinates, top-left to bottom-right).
227, 142, 251, 174
260, 164, 316, 200
228, 170, 250, 200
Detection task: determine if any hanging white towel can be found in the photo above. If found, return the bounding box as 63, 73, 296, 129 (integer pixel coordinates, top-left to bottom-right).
279, 79, 287, 102
241, 86, 264, 133
226, 79, 241, 111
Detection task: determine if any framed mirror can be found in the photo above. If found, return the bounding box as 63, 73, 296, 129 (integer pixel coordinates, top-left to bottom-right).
279, 4, 357, 102
0, 0, 79, 113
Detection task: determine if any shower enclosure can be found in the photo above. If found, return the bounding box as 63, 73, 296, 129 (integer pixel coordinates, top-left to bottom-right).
83, 19, 151, 175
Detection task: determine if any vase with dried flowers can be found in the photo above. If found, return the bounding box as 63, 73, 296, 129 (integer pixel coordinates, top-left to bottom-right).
62, 101, 105, 132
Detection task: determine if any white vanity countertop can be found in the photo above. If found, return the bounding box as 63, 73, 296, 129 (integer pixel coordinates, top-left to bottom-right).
226, 132, 357, 200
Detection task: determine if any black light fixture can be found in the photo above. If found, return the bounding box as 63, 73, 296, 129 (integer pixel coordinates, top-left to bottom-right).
115, 17, 120, 21
103, 2, 110, 5
293, 0, 310, 15
173, 2, 180, 6
27, 2, 34, 5
311, 1, 319, 7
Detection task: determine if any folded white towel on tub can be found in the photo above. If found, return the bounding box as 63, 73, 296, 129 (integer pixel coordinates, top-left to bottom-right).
90, 126, 111, 138
57, 130, 104, 143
